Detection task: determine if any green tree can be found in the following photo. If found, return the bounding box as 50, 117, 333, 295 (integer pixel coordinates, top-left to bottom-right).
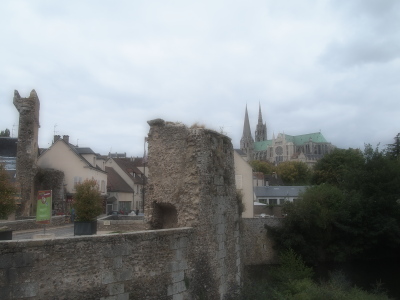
0, 164, 17, 219
0, 128, 10, 137
250, 160, 276, 175
268, 184, 357, 263
73, 179, 103, 221
386, 133, 400, 160
311, 148, 365, 189
272, 145, 400, 263
276, 161, 311, 185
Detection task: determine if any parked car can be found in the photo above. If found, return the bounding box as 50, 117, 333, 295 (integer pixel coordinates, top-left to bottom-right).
108, 210, 121, 216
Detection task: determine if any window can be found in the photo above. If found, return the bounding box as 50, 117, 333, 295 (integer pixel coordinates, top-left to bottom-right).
269, 199, 277, 205
101, 180, 105, 193
73, 176, 82, 189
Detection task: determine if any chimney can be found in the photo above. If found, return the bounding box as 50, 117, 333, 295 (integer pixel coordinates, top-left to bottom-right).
63, 135, 69, 144
54, 135, 61, 143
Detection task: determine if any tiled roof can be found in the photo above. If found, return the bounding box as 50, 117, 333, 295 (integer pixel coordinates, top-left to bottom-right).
254, 140, 272, 151
254, 132, 328, 151
106, 167, 134, 193
0, 137, 18, 157
234, 149, 247, 156
112, 158, 146, 185
254, 186, 308, 198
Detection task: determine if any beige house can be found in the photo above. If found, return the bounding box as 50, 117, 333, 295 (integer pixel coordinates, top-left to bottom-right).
105, 166, 134, 214
234, 149, 254, 218
37, 135, 108, 201
105, 158, 145, 213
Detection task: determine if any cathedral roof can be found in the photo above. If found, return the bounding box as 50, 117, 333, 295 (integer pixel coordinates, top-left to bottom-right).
254, 132, 329, 151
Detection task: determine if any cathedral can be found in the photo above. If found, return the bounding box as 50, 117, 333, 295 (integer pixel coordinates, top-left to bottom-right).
240, 104, 335, 166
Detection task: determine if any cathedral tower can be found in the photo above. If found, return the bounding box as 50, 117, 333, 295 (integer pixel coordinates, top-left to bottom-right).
240, 105, 254, 160
255, 103, 267, 142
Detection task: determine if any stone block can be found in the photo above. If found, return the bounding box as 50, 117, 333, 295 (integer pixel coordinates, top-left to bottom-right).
173, 293, 184, 300
108, 283, 124, 296
14, 253, 34, 268
171, 271, 184, 283
102, 271, 116, 284
0, 253, 14, 268
113, 257, 123, 269
12, 282, 38, 298
117, 293, 129, 300
168, 281, 186, 296
0, 285, 11, 300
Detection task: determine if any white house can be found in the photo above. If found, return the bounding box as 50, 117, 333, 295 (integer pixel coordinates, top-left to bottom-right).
234, 149, 254, 218
37, 135, 108, 203
105, 158, 146, 213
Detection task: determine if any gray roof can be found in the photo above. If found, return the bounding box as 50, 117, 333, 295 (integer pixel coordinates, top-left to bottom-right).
0, 137, 18, 157
234, 149, 246, 156
254, 186, 308, 198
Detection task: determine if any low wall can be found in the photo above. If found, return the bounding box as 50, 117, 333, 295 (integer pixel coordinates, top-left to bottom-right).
0, 216, 66, 232
0, 228, 193, 300
97, 218, 148, 232
242, 218, 282, 265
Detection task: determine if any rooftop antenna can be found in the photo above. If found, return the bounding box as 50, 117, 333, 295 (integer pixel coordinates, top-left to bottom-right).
76, 139, 79, 146
53, 124, 58, 143
12, 123, 16, 137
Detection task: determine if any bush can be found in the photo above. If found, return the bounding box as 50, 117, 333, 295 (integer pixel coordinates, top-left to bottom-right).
73, 179, 103, 221
0, 164, 17, 219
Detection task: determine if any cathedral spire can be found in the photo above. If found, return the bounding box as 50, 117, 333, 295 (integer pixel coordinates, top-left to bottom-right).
242, 105, 252, 137
255, 102, 267, 142
240, 105, 254, 160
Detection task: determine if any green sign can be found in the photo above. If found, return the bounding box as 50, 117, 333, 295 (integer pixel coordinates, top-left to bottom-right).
36, 190, 52, 224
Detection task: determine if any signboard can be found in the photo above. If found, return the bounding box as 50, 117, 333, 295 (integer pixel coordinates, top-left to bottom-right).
36, 190, 52, 224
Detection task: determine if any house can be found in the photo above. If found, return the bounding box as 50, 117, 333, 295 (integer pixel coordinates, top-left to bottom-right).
105, 158, 146, 213
37, 135, 108, 211
0, 137, 18, 171
254, 186, 307, 205
105, 166, 134, 214
234, 149, 254, 218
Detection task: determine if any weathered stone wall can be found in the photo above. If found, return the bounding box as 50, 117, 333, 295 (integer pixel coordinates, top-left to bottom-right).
0, 228, 193, 300
242, 218, 282, 265
13, 90, 40, 217
97, 218, 148, 232
0, 216, 65, 232
145, 120, 242, 299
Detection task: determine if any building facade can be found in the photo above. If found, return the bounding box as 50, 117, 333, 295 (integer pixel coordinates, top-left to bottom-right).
240, 104, 335, 166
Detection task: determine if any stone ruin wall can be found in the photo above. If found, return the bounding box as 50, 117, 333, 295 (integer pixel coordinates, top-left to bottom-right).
0, 228, 193, 300
0, 119, 244, 300
145, 119, 242, 299
242, 218, 282, 265
13, 90, 40, 217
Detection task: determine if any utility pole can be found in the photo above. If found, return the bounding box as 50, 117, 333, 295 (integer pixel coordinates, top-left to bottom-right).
142, 136, 148, 213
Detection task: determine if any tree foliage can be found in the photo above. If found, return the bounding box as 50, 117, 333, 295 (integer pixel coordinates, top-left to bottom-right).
276, 161, 311, 185
73, 179, 103, 221
237, 249, 390, 300
311, 148, 365, 188
386, 133, 400, 160
0, 128, 10, 137
0, 164, 17, 219
269, 143, 400, 263
249, 160, 275, 175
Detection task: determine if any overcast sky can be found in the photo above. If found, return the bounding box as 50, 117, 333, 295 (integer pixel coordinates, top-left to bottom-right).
1, 0, 399, 157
